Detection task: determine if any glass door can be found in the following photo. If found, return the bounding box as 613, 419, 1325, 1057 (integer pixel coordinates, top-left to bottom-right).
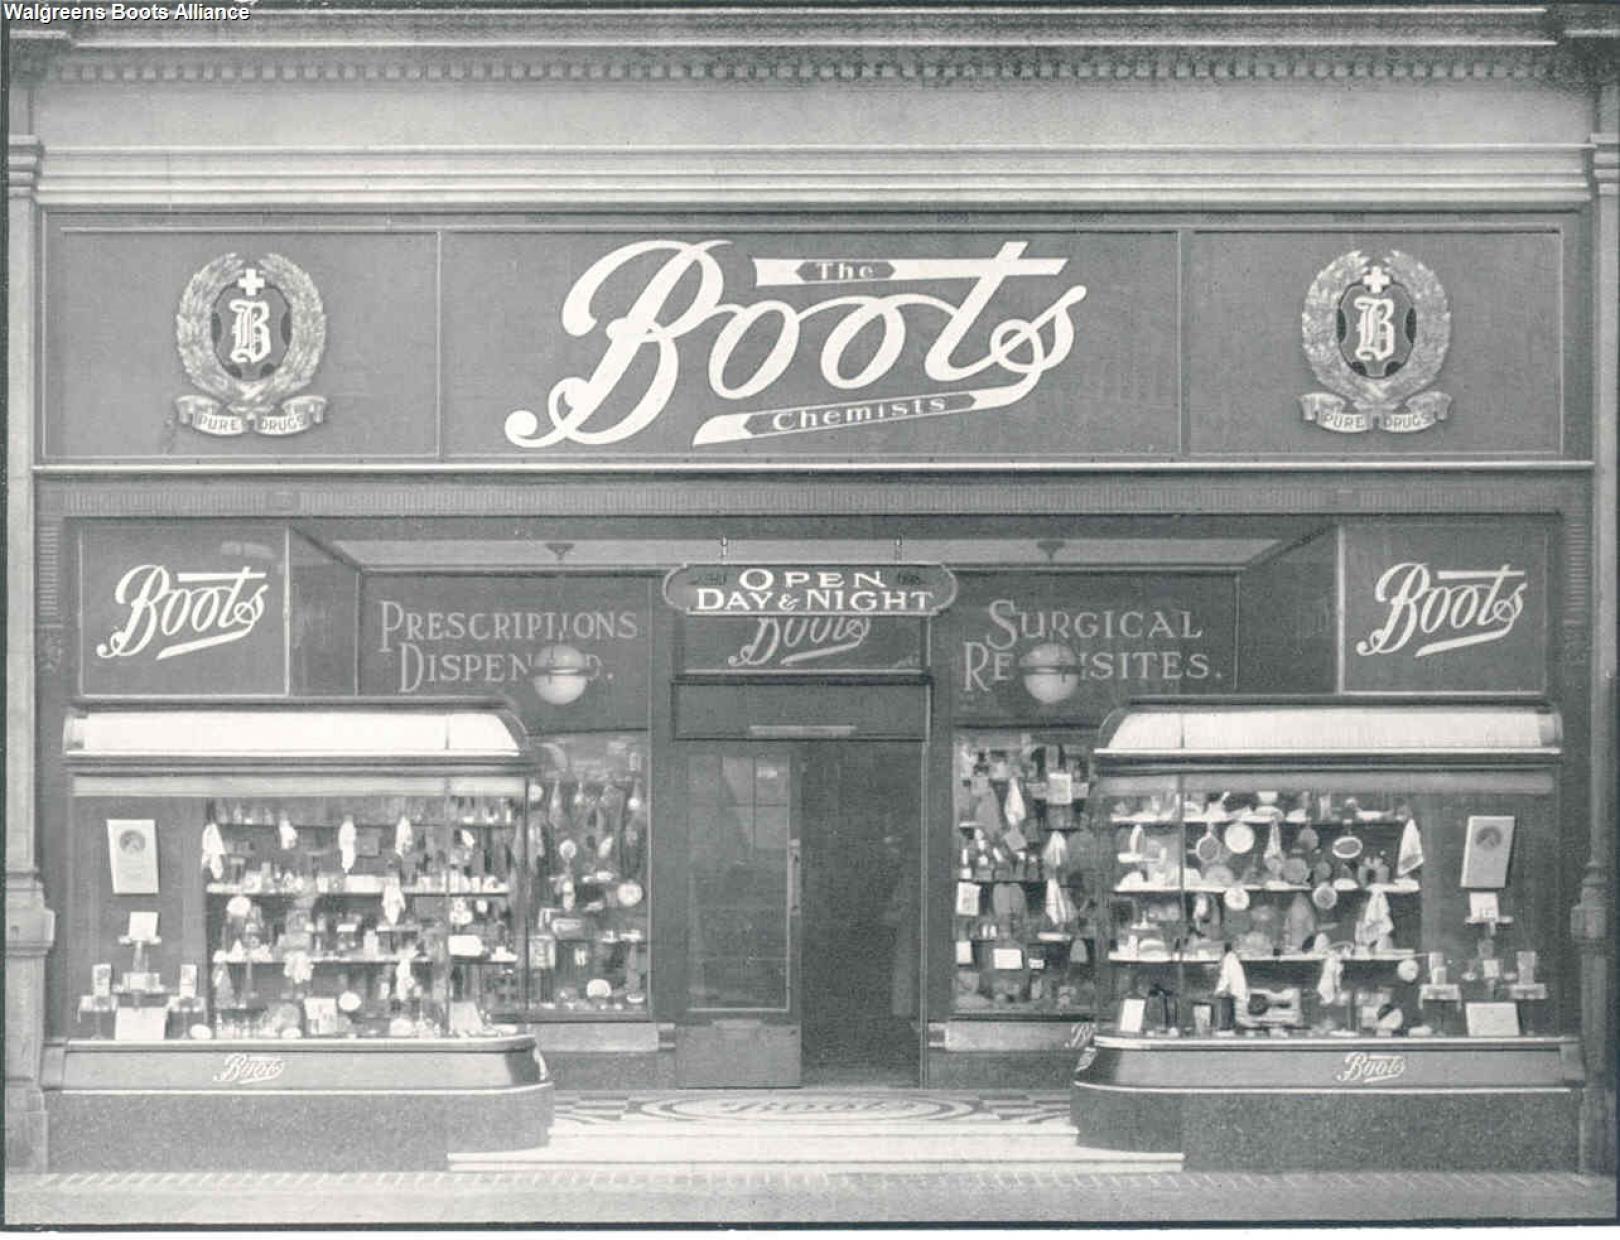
677, 743, 801, 1085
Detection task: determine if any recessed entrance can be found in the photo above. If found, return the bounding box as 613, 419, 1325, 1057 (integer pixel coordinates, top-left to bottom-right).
799, 743, 921, 1087
676, 728, 925, 1089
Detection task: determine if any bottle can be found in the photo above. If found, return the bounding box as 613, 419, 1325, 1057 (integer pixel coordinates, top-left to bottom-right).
1029, 748, 1049, 829
1047, 748, 1074, 830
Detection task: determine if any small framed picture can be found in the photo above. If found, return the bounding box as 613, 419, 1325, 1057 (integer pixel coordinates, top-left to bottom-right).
1461, 816, 1515, 889
1465, 1001, 1521, 1038
107, 819, 159, 895
91, 963, 113, 999
178, 963, 198, 1000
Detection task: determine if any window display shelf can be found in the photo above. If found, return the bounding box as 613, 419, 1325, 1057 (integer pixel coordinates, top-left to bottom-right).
1110, 950, 1419, 965
951, 729, 1099, 1017
205, 883, 513, 897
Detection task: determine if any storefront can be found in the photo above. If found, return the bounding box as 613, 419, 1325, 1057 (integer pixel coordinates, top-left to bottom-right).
6, 5, 1615, 1174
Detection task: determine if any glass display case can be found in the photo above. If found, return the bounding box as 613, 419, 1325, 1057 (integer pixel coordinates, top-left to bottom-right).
64, 700, 536, 1042
1097, 756, 1560, 1040
65, 704, 657, 1036
199, 791, 523, 1039
527, 733, 651, 1018
951, 730, 1100, 1016
1073, 697, 1580, 1170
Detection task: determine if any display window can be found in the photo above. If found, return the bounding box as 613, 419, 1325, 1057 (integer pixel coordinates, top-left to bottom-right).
1093, 703, 1562, 1042
65, 702, 655, 1044
950, 730, 1100, 1016
76, 789, 526, 1041
527, 733, 651, 1018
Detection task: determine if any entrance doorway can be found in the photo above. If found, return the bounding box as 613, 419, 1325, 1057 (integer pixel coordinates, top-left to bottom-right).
799, 743, 921, 1086
677, 738, 923, 1088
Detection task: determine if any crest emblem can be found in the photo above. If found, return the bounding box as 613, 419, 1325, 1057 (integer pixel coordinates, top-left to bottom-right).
175, 253, 328, 437
1299, 249, 1451, 435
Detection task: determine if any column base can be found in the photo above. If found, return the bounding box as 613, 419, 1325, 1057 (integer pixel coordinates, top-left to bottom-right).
5, 1082, 49, 1173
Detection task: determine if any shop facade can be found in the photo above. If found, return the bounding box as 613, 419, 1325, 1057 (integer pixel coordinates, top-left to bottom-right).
5, 5, 1616, 1173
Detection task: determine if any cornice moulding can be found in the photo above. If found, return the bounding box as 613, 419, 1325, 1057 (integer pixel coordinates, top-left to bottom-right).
8, 138, 45, 197
46, 6, 1565, 50
32, 142, 1595, 208
40, 46, 1574, 85
17, 5, 1608, 85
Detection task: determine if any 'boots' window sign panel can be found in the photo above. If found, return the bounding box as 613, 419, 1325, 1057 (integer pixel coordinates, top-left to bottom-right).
439, 229, 1181, 461
44, 226, 439, 462
941, 574, 1238, 725
1341, 521, 1550, 694
359, 575, 653, 733
79, 522, 291, 697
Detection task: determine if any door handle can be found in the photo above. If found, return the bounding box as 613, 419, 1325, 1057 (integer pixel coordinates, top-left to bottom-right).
788, 839, 801, 916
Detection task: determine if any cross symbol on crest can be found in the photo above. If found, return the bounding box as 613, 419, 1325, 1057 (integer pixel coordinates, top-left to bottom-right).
235, 267, 267, 297
1361, 265, 1392, 295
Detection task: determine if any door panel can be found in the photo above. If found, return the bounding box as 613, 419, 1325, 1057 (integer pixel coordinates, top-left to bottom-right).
673, 681, 927, 740
678, 742, 801, 1086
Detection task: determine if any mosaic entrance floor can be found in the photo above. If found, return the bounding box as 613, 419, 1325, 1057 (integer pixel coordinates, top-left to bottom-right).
450, 1090, 1178, 1173
557, 1089, 1070, 1127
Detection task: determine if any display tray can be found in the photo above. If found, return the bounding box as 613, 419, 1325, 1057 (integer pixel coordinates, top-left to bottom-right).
44, 1034, 546, 1094
1080, 1032, 1583, 1091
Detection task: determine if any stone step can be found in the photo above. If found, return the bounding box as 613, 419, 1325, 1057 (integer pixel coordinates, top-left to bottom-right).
449, 1131, 1181, 1171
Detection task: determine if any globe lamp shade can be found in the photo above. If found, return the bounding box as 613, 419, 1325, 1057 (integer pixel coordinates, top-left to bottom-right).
1019, 642, 1079, 704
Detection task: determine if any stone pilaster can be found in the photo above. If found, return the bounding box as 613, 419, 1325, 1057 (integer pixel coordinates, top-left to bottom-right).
1571, 83, 1618, 1176
6, 120, 55, 1171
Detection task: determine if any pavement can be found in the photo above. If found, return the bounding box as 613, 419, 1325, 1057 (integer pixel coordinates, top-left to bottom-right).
8, 1089, 1615, 1226
5, 1167, 1616, 1225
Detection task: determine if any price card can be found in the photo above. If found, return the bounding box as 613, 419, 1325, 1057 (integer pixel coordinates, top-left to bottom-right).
1420, 983, 1462, 1003
178, 964, 198, 1000
1465, 1001, 1521, 1037
1468, 892, 1501, 924
1481, 957, 1502, 980
113, 1007, 166, 1042
954, 941, 974, 965
126, 911, 159, 943
91, 963, 113, 998
991, 946, 1025, 971
1117, 997, 1147, 1034
955, 882, 982, 917
303, 996, 339, 1036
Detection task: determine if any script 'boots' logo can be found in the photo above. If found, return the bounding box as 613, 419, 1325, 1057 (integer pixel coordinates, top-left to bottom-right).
1354, 561, 1527, 660
1299, 249, 1451, 436
95, 564, 270, 663
176, 253, 328, 437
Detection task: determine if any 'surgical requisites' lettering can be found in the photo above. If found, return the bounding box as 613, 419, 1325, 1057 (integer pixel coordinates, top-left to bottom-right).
959, 596, 1215, 693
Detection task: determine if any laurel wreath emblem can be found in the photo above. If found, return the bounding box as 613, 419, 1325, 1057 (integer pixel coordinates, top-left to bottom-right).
175, 252, 328, 435
1299, 249, 1451, 435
